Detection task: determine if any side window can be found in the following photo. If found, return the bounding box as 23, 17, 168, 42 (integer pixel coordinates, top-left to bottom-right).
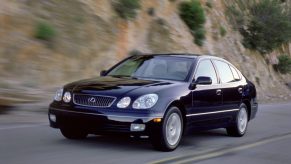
195, 60, 218, 84
229, 65, 240, 80
213, 60, 235, 83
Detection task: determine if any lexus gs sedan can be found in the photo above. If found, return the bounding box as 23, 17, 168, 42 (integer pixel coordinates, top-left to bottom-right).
48, 54, 258, 151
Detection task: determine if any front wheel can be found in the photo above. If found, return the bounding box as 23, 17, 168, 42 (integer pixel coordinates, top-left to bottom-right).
226, 103, 249, 137
151, 106, 183, 151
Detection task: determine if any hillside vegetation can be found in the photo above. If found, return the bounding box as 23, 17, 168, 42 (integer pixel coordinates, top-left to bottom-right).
0, 0, 291, 109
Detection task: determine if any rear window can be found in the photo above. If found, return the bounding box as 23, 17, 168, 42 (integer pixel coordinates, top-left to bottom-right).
229, 65, 240, 80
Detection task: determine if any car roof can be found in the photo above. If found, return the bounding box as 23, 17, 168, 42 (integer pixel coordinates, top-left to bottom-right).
139, 53, 224, 60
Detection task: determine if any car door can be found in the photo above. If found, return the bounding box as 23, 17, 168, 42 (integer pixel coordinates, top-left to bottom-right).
212, 60, 243, 111
188, 59, 223, 126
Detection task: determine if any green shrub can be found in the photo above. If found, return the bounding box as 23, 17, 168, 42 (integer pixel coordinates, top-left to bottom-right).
219, 26, 227, 37
194, 28, 206, 46
225, 5, 245, 30
206, 0, 213, 8
179, 0, 206, 46
277, 55, 291, 74
179, 0, 206, 31
112, 0, 141, 20
35, 22, 56, 41
226, 0, 291, 54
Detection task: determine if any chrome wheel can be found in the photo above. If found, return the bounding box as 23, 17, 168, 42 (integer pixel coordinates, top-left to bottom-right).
165, 113, 182, 146
238, 107, 248, 134
226, 103, 249, 137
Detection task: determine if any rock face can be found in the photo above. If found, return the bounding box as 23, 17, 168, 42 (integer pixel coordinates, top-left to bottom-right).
0, 0, 290, 104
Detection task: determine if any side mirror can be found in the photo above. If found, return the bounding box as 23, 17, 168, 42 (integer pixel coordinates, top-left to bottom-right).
195, 76, 212, 85
189, 76, 212, 90
100, 70, 107, 76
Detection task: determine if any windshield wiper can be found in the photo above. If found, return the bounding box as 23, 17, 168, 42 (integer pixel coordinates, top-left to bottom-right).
110, 75, 138, 79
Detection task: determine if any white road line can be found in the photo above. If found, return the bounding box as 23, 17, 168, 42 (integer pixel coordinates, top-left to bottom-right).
151, 132, 291, 164
0, 123, 48, 130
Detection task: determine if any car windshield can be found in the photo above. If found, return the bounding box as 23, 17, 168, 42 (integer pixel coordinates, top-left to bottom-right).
107, 55, 193, 81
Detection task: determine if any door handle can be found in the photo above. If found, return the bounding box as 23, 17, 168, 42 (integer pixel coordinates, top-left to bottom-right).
216, 89, 222, 95
238, 88, 243, 94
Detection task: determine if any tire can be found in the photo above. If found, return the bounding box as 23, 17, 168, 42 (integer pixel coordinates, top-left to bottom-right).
60, 127, 88, 140
226, 103, 249, 137
151, 106, 183, 151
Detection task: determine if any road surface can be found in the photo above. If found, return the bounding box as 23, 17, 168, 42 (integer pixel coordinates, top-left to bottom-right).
0, 103, 291, 164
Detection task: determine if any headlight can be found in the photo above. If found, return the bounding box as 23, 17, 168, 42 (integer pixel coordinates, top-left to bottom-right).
54, 88, 63, 101
117, 97, 131, 108
63, 92, 71, 103
132, 94, 158, 109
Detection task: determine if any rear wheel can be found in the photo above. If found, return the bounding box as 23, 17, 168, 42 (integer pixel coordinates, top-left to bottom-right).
60, 127, 88, 140
226, 103, 248, 137
151, 106, 183, 151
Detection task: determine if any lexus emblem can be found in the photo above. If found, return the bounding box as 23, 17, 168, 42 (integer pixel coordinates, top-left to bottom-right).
88, 97, 96, 103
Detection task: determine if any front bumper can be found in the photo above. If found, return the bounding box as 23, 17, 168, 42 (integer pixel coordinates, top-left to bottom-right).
48, 107, 163, 135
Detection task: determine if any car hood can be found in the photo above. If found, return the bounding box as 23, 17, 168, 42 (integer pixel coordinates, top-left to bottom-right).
65, 76, 174, 96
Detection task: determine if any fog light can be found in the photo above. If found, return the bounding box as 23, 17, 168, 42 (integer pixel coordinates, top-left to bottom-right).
130, 124, 145, 132
49, 114, 56, 122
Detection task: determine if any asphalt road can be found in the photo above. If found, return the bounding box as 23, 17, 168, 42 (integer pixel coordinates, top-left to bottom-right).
0, 103, 291, 164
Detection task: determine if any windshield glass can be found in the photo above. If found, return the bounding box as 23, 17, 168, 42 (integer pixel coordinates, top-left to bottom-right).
107, 55, 193, 81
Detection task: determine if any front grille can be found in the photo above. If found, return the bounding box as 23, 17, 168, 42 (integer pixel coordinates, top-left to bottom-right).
73, 94, 116, 107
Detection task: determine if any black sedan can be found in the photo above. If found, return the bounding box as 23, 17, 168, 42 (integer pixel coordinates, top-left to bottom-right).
48, 54, 258, 151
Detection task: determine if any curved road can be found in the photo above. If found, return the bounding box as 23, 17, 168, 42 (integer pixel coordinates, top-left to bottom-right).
0, 103, 291, 164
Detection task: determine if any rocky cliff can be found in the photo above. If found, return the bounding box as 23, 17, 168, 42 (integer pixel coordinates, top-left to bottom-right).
0, 0, 290, 109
